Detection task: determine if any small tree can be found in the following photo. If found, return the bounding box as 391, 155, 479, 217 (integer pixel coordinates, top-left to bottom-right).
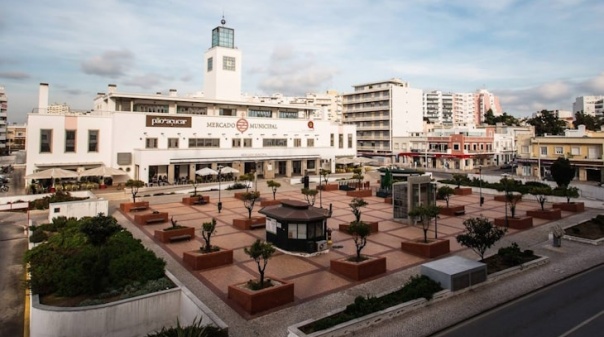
408, 204, 440, 243
437, 185, 455, 208
348, 221, 371, 262
266, 180, 281, 200
239, 173, 255, 192
380, 169, 393, 191
320, 168, 331, 185
529, 186, 552, 211
351, 167, 364, 191
201, 218, 217, 253
456, 216, 507, 261
301, 188, 318, 206
125, 179, 145, 203
79, 213, 123, 246
349, 197, 368, 223
452, 173, 468, 189
242, 191, 261, 219
550, 157, 575, 188
244, 239, 276, 289
563, 186, 580, 203
498, 177, 522, 217
189, 176, 202, 196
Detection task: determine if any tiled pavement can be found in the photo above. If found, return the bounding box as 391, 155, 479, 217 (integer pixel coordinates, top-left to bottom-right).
110, 180, 589, 335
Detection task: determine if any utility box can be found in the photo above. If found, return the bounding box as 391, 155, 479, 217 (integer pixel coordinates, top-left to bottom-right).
421, 256, 487, 291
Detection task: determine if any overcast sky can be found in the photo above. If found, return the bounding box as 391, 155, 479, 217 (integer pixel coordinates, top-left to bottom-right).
1, 0, 603, 123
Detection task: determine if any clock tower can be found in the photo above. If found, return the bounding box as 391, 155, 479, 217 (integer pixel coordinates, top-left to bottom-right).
203, 17, 242, 101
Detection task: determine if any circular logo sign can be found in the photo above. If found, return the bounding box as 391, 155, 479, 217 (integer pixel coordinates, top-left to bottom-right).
308, 121, 314, 129
236, 118, 249, 133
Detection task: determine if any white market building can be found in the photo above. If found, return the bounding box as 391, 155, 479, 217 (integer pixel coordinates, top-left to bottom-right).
25, 20, 356, 184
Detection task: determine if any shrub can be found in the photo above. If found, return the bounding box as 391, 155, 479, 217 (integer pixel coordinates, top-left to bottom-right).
29, 229, 48, 243
497, 242, 523, 265
146, 318, 228, 337
226, 182, 247, 190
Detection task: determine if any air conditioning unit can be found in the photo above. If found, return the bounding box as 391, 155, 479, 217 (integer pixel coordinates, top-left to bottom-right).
316, 240, 328, 251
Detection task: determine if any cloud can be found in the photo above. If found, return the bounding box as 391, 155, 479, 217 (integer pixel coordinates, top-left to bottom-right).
580, 72, 604, 93
0, 71, 30, 80
256, 45, 338, 95
81, 50, 134, 78
123, 73, 170, 90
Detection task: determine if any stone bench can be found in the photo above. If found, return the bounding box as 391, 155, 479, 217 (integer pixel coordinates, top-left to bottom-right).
130, 205, 148, 212
134, 212, 169, 226
169, 234, 192, 242
453, 210, 465, 216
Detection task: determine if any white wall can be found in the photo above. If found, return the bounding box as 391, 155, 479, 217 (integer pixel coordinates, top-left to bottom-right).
391, 86, 424, 137
48, 199, 109, 222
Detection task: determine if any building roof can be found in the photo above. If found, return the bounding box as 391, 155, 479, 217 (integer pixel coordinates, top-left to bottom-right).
259, 199, 330, 222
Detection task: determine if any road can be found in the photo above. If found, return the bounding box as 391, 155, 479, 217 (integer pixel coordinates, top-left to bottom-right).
0, 212, 28, 337
432, 264, 604, 337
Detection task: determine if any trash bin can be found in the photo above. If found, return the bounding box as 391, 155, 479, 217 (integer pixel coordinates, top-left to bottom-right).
553, 235, 562, 247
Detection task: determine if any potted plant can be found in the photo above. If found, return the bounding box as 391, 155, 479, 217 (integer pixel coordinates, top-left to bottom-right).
318, 169, 338, 191
261, 180, 282, 206
452, 173, 472, 195
526, 186, 561, 220
437, 185, 465, 216
456, 216, 506, 261
401, 204, 450, 258
330, 221, 386, 281
233, 191, 265, 230
346, 167, 372, 197
493, 182, 532, 229
119, 179, 148, 212
182, 177, 209, 205
376, 169, 393, 202
234, 173, 255, 199
154, 217, 195, 243
228, 240, 294, 314
301, 188, 318, 206
553, 186, 584, 212
339, 198, 379, 233
183, 218, 233, 270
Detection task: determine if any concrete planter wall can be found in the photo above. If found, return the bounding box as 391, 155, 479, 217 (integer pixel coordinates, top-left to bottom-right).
318, 184, 339, 191
494, 195, 522, 202
227, 276, 294, 315
384, 197, 392, 204
553, 202, 585, 212
119, 201, 149, 212
338, 221, 379, 234
346, 190, 372, 198
330, 256, 387, 281
183, 249, 233, 270
233, 216, 266, 230
494, 216, 533, 230
134, 212, 169, 226
154, 226, 195, 243
439, 205, 465, 216
401, 239, 450, 258
234, 192, 260, 200
526, 208, 562, 220
453, 188, 472, 196
181, 196, 210, 205
260, 199, 282, 207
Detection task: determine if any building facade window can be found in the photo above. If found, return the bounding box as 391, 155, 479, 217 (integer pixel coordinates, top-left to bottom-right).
307, 138, 314, 147
279, 111, 298, 119
540, 146, 547, 156
294, 138, 302, 147
65, 130, 76, 152
146, 138, 158, 149
177, 106, 207, 115
263, 138, 287, 147
232, 138, 241, 147
219, 108, 236, 116
338, 134, 343, 149
307, 160, 315, 170
288, 223, 307, 239
348, 134, 353, 148
330, 133, 334, 147
243, 138, 252, 147
248, 109, 272, 118
40, 129, 52, 153
453, 143, 460, 150
207, 57, 213, 72
555, 146, 563, 155
88, 130, 98, 152
571, 146, 580, 155
188, 138, 220, 148
168, 138, 179, 149
223, 56, 236, 71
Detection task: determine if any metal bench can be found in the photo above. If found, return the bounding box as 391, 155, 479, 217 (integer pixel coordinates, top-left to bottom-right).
130, 206, 148, 212
169, 234, 192, 242
453, 210, 466, 216
249, 223, 266, 229
192, 198, 208, 205
146, 217, 166, 224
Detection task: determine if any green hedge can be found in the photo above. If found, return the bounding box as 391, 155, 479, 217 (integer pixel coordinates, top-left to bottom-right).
439, 177, 551, 194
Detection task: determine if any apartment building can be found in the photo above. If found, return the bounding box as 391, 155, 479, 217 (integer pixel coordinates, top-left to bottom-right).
424, 90, 453, 125
342, 78, 423, 160
7, 123, 27, 153
572, 96, 604, 116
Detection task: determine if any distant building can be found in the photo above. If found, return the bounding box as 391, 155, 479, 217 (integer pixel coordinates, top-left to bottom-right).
7, 123, 27, 153
0, 87, 7, 155
342, 78, 423, 161
572, 96, 604, 116
424, 91, 453, 125
47, 103, 71, 114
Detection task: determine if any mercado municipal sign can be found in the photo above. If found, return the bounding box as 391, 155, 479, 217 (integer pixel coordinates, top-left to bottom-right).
206, 118, 277, 133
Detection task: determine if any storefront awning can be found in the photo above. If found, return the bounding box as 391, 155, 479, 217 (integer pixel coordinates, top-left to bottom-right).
170, 154, 321, 164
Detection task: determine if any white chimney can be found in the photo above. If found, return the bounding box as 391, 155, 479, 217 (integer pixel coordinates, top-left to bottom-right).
169, 89, 177, 97
108, 84, 117, 94
38, 83, 49, 113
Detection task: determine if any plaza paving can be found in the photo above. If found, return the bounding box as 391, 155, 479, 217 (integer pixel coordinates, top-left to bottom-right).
117, 181, 578, 320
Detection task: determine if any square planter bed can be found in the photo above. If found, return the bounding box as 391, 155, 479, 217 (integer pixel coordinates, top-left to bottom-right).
120, 201, 149, 212
401, 239, 450, 258
317, 184, 339, 191
228, 276, 294, 314
494, 216, 533, 230
453, 188, 472, 196
494, 194, 522, 202
154, 226, 195, 243
526, 208, 562, 220
134, 212, 169, 226
384, 197, 392, 204
439, 205, 465, 216
234, 192, 260, 200
233, 216, 266, 230
181, 196, 210, 205
338, 221, 379, 234
552, 202, 585, 212
330, 256, 387, 281
183, 249, 234, 270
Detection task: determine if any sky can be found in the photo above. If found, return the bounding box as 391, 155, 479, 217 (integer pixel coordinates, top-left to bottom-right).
1, 0, 604, 123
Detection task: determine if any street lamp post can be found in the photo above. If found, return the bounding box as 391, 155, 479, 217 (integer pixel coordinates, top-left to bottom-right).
319, 168, 323, 208
433, 183, 438, 239
217, 165, 223, 213
479, 166, 484, 206
502, 173, 509, 227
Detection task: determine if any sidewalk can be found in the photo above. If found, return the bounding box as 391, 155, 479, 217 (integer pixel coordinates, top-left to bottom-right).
108, 177, 604, 337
